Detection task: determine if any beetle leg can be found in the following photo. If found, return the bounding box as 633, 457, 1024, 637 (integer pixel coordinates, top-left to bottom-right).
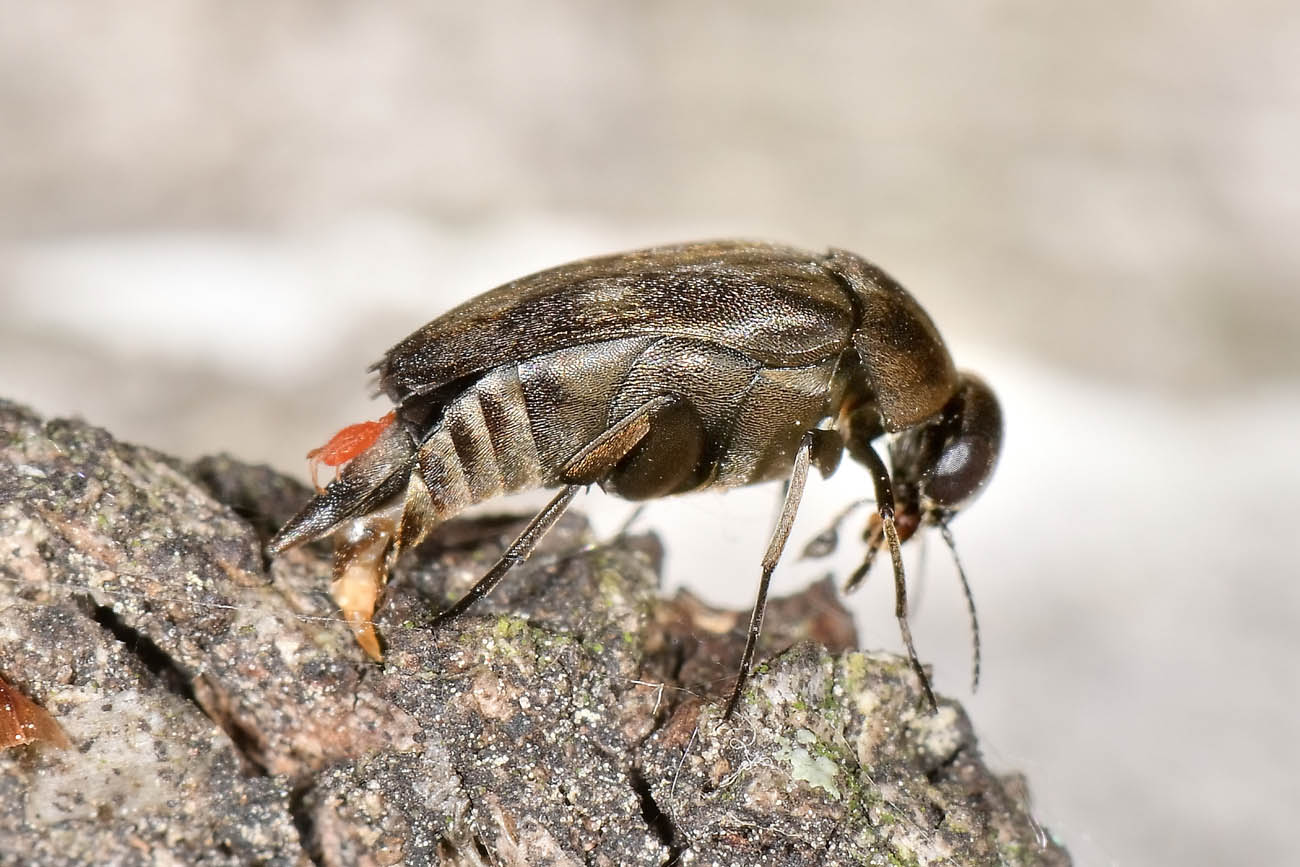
842, 511, 884, 592
614, 502, 647, 538
724, 430, 815, 721
800, 497, 875, 561
561, 395, 676, 484
429, 484, 583, 628
853, 442, 939, 711
429, 395, 676, 628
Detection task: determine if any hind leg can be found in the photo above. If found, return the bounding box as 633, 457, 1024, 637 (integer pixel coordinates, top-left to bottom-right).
430, 395, 695, 626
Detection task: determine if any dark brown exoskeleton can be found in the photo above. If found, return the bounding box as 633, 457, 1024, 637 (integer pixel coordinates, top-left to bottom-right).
268, 241, 1002, 717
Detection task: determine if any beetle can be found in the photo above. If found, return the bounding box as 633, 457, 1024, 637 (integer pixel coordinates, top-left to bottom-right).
268, 240, 1003, 717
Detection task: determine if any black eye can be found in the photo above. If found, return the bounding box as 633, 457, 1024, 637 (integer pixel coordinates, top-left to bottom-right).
920, 375, 1002, 510
924, 433, 996, 507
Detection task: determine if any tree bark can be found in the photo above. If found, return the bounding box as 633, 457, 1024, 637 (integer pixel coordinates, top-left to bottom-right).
0, 400, 1069, 866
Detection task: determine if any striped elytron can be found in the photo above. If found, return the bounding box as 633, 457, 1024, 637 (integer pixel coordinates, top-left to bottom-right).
269, 241, 1002, 717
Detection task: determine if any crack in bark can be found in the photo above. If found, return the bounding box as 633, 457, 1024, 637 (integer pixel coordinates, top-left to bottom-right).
87, 600, 198, 705
629, 766, 686, 867
287, 780, 326, 867
86, 599, 270, 776
925, 743, 966, 784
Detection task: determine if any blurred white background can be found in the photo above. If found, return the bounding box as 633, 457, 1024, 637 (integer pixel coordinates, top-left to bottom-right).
2, 3, 1297, 864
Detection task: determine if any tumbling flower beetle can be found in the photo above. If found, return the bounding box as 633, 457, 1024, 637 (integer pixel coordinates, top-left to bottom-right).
269, 241, 1002, 717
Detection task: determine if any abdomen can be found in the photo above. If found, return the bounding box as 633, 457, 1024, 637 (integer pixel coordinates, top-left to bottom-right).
410, 336, 839, 519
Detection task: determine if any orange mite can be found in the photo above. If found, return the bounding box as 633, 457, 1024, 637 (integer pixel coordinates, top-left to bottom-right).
306, 411, 397, 492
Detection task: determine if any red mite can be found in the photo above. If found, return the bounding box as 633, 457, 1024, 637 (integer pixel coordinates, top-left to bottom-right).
306, 411, 397, 492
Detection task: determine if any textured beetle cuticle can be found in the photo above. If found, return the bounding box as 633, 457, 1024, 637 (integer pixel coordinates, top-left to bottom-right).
268, 241, 1003, 712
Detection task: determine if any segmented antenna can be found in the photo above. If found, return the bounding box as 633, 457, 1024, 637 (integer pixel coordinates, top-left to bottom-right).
938, 520, 981, 692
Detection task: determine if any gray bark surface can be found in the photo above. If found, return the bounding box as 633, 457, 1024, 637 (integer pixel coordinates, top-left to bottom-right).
0, 399, 1069, 866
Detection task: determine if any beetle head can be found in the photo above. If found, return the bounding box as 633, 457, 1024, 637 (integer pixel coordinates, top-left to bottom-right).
830, 372, 1001, 696
887, 372, 1002, 534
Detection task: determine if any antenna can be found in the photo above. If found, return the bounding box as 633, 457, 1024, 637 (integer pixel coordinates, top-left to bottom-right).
938, 519, 981, 692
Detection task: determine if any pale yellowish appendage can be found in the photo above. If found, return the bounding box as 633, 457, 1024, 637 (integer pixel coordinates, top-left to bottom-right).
330, 501, 405, 661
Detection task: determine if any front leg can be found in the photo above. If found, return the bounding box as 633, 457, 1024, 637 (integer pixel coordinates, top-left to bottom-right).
852, 440, 938, 710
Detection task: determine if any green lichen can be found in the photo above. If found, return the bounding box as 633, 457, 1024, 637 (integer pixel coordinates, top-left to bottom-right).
842, 651, 869, 688
595, 565, 625, 605
999, 841, 1030, 863
886, 848, 921, 867
779, 730, 844, 801
943, 813, 972, 835
821, 681, 841, 714
492, 615, 528, 641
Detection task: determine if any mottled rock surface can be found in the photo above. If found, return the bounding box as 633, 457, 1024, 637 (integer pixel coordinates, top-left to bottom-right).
0, 400, 1070, 866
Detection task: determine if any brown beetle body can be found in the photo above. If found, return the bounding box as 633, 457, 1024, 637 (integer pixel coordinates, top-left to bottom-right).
269, 241, 1002, 716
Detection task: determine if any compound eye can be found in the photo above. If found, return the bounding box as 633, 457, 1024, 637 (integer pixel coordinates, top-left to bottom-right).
924, 433, 997, 507
921, 375, 1002, 510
